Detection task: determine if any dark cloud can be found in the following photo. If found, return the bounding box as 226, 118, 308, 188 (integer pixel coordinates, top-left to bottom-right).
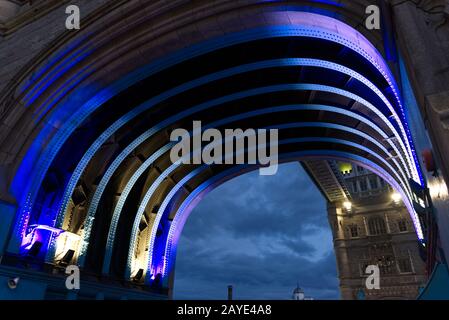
173, 162, 340, 300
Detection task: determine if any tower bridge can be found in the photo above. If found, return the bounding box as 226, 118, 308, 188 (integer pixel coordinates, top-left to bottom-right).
303, 159, 428, 299
0, 0, 449, 299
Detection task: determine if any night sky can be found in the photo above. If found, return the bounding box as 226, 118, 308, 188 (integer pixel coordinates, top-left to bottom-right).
173, 162, 340, 300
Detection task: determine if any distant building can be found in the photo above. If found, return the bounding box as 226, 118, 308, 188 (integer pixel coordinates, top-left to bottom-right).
302, 161, 427, 299
292, 284, 313, 300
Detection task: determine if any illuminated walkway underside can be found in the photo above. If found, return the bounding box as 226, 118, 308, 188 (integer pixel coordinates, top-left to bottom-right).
6, 11, 425, 292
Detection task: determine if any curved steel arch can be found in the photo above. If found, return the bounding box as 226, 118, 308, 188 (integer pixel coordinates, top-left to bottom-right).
95, 84, 415, 274
124, 127, 406, 279
60, 58, 416, 266
9, 17, 422, 254
141, 135, 410, 281
2, 10, 427, 294
58, 55, 422, 272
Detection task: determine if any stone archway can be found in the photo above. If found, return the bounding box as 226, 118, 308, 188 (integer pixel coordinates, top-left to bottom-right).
0, 1, 439, 299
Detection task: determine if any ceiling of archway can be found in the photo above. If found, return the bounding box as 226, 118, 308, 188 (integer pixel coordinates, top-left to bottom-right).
0, 8, 425, 287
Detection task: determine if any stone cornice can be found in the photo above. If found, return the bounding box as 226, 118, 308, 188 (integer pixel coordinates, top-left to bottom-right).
0, 0, 70, 37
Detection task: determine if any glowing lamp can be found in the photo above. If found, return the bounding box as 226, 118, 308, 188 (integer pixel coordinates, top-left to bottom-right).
343, 201, 352, 212
55, 231, 81, 263
338, 162, 353, 175
391, 192, 401, 203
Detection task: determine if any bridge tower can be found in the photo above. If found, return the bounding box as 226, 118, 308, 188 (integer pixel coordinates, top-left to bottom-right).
303, 160, 427, 299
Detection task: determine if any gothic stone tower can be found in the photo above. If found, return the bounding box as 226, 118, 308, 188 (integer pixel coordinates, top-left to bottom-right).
303, 161, 427, 299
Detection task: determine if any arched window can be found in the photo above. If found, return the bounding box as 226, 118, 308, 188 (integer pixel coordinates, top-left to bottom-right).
349, 224, 358, 238
368, 216, 387, 235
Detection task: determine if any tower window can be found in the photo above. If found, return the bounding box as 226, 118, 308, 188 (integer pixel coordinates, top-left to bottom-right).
378, 256, 395, 275
349, 224, 358, 238
352, 181, 358, 193
368, 216, 387, 235
397, 219, 407, 232
369, 177, 378, 190
359, 179, 368, 192
397, 258, 413, 273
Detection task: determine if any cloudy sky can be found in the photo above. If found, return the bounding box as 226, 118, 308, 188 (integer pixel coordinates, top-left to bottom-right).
173, 162, 340, 300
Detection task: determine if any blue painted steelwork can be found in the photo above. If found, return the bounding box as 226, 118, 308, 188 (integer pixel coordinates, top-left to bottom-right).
95, 142, 175, 269
9, 15, 423, 270
121, 82, 421, 273
129, 128, 411, 280
99, 101, 408, 274
59, 58, 415, 264
146, 136, 402, 280
77, 63, 415, 269
118, 117, 402, 277
71, 73, 419, 267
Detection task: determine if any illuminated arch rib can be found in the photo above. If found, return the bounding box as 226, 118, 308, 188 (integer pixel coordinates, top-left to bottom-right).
97, 83, 413, 274
66, 59, 414, 268
58, 35, 421, 274
6, 10, 424, 290
139, 134, 410, 281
